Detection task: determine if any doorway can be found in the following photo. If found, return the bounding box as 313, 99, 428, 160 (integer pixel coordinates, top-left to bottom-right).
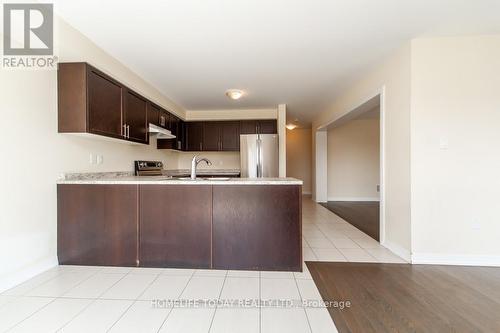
315, 91, 385, 243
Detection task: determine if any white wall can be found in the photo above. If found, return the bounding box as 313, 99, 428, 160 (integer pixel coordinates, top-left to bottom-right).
327, 115, 380, 201
286, 128, 312, 194
410, 35, 500, 265
312, 43, 412, 259
0, 17, 185, 292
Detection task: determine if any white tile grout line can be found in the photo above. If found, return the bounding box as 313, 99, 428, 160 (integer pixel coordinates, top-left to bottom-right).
155, 269, 196, 333
56, 267, 149, 332
4, 267, 102, 332
104, 271, 164, 333
293, 275, 313, 333
207, 270, 228, 333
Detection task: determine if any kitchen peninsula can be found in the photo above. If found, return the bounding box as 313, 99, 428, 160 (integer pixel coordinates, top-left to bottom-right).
57, 174, 302, 272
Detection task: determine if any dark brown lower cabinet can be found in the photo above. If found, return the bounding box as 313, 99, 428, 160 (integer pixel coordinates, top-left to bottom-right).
57, 184, 139, 266
58, 184, 301, 271
212, 185, 302, 271
139, 185, 212, 268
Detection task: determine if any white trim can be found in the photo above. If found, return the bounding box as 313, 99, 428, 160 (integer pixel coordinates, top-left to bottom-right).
379, 86, 387, 245
327, 197, 379, 202
411, 253, 500, 267
302, 191, 312, 195
382, 240, 411, 262
0, 256, 58, 293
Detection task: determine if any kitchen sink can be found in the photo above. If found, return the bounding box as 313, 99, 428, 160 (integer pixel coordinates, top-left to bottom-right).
174, 177, 231, 181
175, 177, 204, 180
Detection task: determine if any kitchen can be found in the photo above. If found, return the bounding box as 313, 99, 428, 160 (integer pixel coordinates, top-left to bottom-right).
3, 2, 499, 332
56, 62, 302, 272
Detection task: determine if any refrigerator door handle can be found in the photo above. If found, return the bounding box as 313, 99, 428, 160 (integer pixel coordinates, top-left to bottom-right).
257, 137, 263, 177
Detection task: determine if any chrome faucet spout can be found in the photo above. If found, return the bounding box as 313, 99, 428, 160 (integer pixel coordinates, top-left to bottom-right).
191, 155, 212, 179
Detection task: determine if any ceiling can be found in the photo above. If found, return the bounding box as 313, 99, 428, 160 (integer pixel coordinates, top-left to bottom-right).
52, 0, 500, 127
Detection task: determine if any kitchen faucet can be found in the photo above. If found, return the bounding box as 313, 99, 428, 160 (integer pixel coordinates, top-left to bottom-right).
191, 155, 212, 179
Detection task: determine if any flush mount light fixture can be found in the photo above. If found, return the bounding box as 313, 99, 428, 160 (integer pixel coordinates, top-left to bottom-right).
286, 124, 298, 130
225, 89, 244, 100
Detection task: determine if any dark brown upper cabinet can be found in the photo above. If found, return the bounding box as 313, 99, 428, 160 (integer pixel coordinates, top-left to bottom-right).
157, 115, 185, 151
240, 120, 258, 135
148, 103, 160, 127
87, 67, 123, 139
186, 122, 204, 151
240, 119, 277, 135
258, 119, 278, 134
220, 121, 240, 151
159, 110, 170, 129
194, 121, 240, 152
124, 89, 149, 144
58, 62, 149, 145
203, 122, 221, 151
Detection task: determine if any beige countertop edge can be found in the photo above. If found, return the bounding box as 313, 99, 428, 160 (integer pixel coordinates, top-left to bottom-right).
57, 178, 303, 185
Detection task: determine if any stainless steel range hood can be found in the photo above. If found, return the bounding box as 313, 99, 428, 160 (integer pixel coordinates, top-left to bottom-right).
148, 123, 176, 139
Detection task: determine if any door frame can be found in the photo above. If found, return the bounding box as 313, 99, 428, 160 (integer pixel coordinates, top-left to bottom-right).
314, 86, 386, 244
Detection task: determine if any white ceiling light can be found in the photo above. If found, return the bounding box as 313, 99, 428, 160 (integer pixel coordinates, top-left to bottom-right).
225, 89, 244, 100
286, 124, 297, 130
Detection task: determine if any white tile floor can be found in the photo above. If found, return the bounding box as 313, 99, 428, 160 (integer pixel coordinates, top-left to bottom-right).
0, 196, 406, 332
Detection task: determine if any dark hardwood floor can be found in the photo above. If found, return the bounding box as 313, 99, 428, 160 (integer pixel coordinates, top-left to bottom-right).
320, 201, 379, 241
306, 262, 500, 333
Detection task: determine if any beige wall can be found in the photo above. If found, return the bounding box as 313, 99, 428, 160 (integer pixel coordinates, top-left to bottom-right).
177, 152, 240, 170
185, 109, 277, 120
286, 128, 312, 194
327, 115, 380, 200
312, 43, 412, 259
410, 35, 500, 264
0, 17, 185, 291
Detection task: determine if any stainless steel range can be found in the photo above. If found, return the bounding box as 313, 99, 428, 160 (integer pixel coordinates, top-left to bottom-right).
134, 160, 164, 176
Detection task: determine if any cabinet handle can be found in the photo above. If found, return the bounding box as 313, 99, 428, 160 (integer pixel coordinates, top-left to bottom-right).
123, 124, 127, 137
199, 142, 202, 151
127, 125, 130, 138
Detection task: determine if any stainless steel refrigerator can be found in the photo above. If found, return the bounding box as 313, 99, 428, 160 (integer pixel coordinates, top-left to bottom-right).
240, 134, 279, 178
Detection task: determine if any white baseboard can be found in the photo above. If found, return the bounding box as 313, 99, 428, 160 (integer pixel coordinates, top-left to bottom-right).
0, 256, 58, 293
302, 191, 312, 195
411, 253, 500, 267
381, 241, 411, 262
327, 197, 380, 202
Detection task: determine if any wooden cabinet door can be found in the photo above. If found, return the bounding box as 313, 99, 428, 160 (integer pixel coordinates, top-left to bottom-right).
139, 185, 212, 268
159, 110, 170, 129
240, 120, 258, 134
148, 103, 160, 126
212, 185, 302, 271
203, 122, 221, 151
57, 184, 139, 267
186, 122, 204, 151
220, 121, 240, 151
258, 120, 277, 134
124, 89, 149, 144
88, 69, 123, 138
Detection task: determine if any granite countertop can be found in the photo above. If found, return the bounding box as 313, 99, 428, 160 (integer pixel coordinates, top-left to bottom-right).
58, 171, 302, 185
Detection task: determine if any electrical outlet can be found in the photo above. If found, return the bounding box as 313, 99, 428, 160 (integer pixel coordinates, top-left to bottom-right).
439, 137, 449, 150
